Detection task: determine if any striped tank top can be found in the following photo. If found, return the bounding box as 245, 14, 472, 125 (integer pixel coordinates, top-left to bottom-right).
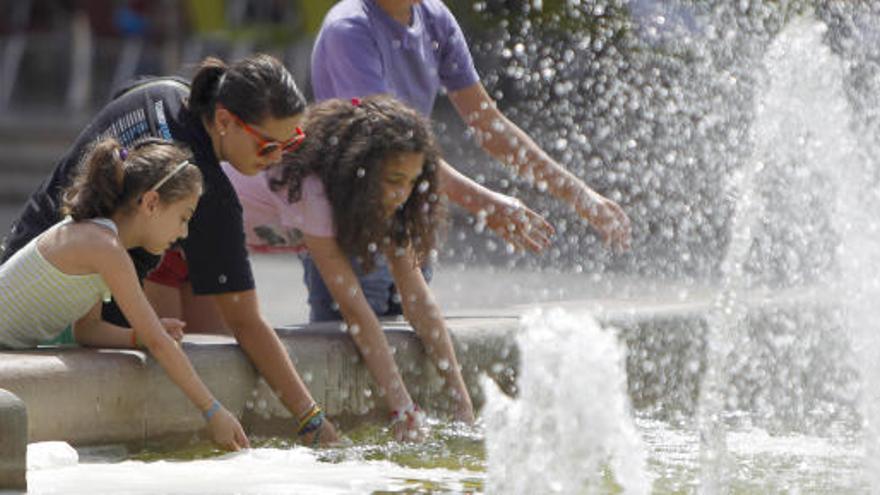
0, 218, 115, 349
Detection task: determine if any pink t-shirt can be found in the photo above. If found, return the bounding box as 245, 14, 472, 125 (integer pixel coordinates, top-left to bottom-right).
221, 162, 335, 253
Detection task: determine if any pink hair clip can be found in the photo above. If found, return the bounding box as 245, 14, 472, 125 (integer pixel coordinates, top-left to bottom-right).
351, 97, 361, 107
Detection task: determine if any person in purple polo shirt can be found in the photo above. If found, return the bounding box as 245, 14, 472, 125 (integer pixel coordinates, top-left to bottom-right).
306, 0, 632, 322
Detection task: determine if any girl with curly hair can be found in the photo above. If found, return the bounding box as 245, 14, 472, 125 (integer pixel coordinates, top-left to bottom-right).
223, 95, 475, 441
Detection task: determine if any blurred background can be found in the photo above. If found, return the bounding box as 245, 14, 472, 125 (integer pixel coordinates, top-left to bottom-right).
0, 1, 865, 290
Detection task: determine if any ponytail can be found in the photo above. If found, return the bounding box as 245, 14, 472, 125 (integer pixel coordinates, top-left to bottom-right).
61, 137, 201, 221
188, 54, 305, 124
189, 57, 228, 123
61, 139, 126, 221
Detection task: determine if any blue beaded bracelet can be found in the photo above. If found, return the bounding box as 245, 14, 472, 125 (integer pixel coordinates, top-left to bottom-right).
202, 399, 221, 421
297, 410, 325, 436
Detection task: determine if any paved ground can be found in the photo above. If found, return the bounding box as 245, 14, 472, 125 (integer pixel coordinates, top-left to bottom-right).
2, 205, 666, 327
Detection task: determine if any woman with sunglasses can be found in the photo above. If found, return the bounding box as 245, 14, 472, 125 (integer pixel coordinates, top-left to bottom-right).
2, 54, 339, 447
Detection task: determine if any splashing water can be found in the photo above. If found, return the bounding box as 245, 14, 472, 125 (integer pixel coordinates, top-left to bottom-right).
482, 308, 649, 494
697, 14, 879, 492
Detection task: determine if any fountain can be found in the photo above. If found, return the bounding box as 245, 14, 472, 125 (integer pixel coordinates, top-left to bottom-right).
8, 1, 880, 493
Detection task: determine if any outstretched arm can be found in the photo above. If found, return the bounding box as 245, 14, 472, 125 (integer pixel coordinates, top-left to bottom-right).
304, 234, 423, 440
90, 244, 249, 451
437, 159, 554, 252
386, 247, 475, 424
211, 288, 340, 446
449, 82, 631, 251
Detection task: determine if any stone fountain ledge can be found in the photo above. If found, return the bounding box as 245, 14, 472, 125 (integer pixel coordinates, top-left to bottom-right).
0, 286, 835, 490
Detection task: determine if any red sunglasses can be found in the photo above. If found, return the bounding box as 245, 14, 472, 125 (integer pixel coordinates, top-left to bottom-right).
229, 112, 306, 156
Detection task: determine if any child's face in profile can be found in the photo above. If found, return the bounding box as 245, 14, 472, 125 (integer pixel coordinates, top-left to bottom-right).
380, 152, 425, 218
143, 190, 201, 255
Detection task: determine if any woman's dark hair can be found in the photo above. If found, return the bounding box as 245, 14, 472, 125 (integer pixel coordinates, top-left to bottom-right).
189, 54, 306, 124
61, 137, 202, 221
270, 95, 444, 272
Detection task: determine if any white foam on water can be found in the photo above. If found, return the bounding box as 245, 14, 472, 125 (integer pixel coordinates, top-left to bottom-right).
25, 444, 477, 495
27, 442, 79, 471
482, 308, 649, 494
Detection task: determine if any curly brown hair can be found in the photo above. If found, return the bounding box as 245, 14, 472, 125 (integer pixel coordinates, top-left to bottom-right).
269, 95, 444, 273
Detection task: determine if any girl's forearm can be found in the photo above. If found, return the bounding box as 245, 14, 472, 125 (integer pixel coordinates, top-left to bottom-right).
345, 315, 413, 411
145, 333, 216, 412
437, 159, 509, 215
476, 110, 589, 206
402, 292, 469, 397
305, 237, 416, 413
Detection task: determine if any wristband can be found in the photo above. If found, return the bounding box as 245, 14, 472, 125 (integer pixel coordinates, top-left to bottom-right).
202, 399, 221, 422
297, 403, 325, 436
389, 403, 421, 426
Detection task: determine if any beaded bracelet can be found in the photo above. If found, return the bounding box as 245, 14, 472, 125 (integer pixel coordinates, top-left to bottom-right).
389, 403, 421, 426
297, 404, 325, 436
202, 399, 221, 422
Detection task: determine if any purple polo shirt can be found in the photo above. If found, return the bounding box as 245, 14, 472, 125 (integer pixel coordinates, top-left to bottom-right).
311, 0, 480, 116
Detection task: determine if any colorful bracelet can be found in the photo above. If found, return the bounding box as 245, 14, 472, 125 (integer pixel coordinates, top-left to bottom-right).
298, 402, 317, 422
389, 403, 421, 426
202, 399, 221, 422
297, 404, 325, 436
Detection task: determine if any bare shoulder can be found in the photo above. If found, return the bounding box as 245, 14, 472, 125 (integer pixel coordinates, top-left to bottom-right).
62, 220, 121, 249
41, 221, 129, 274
